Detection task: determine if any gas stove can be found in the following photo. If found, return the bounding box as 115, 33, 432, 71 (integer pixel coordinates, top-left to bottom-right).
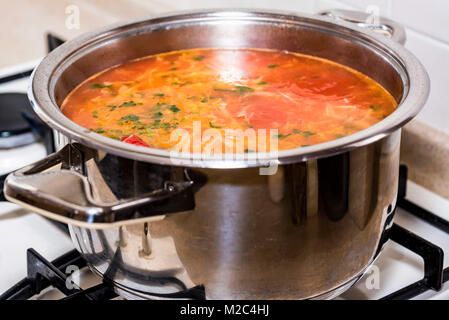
1, 38, 449, 301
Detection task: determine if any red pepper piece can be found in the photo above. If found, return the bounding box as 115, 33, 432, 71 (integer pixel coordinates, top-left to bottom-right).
120, 134, 150, 147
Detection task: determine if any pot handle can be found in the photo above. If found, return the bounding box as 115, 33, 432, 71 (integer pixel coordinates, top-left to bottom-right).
3, 144, 193, 228
318, 9, 406, 44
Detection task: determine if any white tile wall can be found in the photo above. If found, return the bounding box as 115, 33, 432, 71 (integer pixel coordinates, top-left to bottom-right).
313, 0, 449, 134
390, 0, 449, 44
405, 29, 449, 132
136, 0, 449, 133
140, 0, 316, 13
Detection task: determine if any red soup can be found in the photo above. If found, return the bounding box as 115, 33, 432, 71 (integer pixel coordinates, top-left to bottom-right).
61, 48, 397, 152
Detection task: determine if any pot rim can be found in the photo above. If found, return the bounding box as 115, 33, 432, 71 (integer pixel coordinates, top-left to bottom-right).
29, 8, 430, 168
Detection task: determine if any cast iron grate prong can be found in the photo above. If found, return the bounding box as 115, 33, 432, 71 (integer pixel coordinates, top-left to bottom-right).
378, 164, 447, 300
380, 224, 444, 299
0, 249, 87, 300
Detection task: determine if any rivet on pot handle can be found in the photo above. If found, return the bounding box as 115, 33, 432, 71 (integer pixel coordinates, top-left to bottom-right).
318, 9, 406, 45
3, 144, 194, 228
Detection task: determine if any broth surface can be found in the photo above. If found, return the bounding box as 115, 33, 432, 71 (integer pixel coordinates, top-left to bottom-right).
61, 48, 397, 152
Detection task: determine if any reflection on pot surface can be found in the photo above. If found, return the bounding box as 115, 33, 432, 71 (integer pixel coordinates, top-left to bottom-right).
69, 129, 399, 299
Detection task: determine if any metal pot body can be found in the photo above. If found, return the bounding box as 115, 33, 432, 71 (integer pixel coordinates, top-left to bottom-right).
3, 9, 429, 299
61, 127, 400, 300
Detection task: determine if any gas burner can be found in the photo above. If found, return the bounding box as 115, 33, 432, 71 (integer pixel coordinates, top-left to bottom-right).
0, 33, 64, 151
0, 93, 38, 149
0, 33, 64, 201
0, 93, 55, 201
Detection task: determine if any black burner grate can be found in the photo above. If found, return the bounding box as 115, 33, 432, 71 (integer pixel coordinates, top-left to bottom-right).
382, 224, 444, 299
0, 248, 117, 300
379, 166, 449, 299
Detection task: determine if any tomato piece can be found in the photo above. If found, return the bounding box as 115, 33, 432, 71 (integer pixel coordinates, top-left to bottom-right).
227, 93, 290, 129
120, 134, 149, 147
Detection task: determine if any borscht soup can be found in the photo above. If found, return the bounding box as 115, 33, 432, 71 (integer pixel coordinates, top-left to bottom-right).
61, 48, 397, 152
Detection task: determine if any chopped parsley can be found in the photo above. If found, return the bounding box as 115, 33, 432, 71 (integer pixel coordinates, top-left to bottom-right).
213, 88, 234, 93
273, 133, 291, 139
161, 122, 178, 130
90, 83, 113, 90
152, 112, 163, 119
370, 105, 381, 111
149, 121, 178, 130
209, 121, 222, 129
193, 55, 205, 61
234, 86, 254, 94
293, 129, 316, 137
267, 64, 280, 69
169, 105, 181, 113
257, 81, 268, 85
153, 93, 165, 98
213, 85, 254, 95
92, 110, 98, 118
119, 100, 137, 108
91, 128, 105, 133
155, 102, 167, 109
120, 114, 140, 122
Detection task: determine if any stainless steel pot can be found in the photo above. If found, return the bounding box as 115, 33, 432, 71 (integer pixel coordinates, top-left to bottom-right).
3, 9, 429, 299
